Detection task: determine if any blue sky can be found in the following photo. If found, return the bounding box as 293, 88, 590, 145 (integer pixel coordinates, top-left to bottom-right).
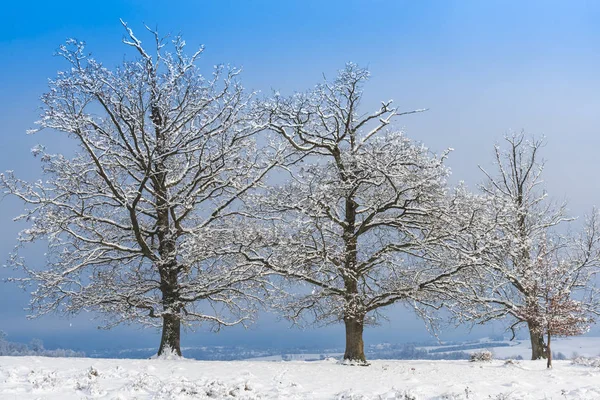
1, 0, 600, 352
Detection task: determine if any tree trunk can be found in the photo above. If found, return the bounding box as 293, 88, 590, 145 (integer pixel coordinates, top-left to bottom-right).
527, 320, 547, 360
158, 313, 182, 356
151, 88, 182, 358
343, 316, 366, 363
339, 174, 368, 365
546, 332, 552, 368
157, 267, 182, 357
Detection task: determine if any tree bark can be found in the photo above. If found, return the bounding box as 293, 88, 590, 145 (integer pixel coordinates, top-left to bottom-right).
343, 316, 366, 363
546, 332, 552, 368
152, 101, 183, 357
158, 312, 182, 356
527, 320, 547, 360
339, 165, 368, 365
157, 269, 182, 356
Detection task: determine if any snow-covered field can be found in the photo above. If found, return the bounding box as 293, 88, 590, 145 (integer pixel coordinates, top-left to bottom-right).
2, 355, 600, 399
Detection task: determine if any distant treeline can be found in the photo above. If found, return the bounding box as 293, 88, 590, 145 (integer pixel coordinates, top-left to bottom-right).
366, 344, 470, 360
0, 331, 84, 357
427, 342, 511, 354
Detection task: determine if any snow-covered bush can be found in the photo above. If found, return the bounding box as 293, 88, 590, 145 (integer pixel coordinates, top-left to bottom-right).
489, 394, 517, 400
335, 389, 418, 400
571, 356, 600, 368
469, 350, 493, 362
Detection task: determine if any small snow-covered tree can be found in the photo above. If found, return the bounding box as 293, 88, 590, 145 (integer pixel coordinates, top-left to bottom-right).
1, 22, 276, 356
243, 64, 489, 363
518, 238, 594, 368
455, 134, 600, 360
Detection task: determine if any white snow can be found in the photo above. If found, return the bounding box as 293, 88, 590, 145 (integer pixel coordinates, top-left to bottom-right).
2, 355, 600, 399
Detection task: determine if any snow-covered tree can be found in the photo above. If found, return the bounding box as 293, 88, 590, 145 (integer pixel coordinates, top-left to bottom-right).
454, 134, 600, 360
518, 238, 594, 368
242, 64, 489, 363
0, 22, 276, 356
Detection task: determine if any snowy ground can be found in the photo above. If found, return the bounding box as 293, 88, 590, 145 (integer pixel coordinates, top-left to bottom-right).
2, 356, 600, 399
